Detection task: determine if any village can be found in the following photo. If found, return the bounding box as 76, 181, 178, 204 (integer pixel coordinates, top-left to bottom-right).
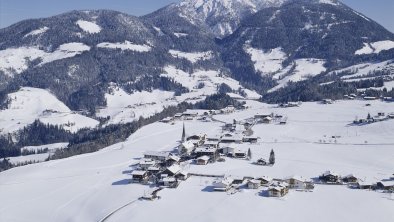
128, 104, 394, 200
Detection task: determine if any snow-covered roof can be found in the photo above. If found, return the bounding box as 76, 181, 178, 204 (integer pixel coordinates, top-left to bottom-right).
131, 170, 147, 176
343, 174, 358, 179
248, 179, 260, 184
257, 176, 272, 182
162, 177, 176, 182
165, 165, 181, 174
144, 151, 170, 158
322, 170, 340, 177
139, 159, 156, 165
195, 147, 217, 153
197, 155, 210, 161
168, 155, 180, 162
378, 181, 394, 187
284, 175, 309, 182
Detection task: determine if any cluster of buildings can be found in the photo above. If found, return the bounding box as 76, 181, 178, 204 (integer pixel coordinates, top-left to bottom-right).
353, 112, 394, 125
318, 170, 394, 192
212, 175, 314, 197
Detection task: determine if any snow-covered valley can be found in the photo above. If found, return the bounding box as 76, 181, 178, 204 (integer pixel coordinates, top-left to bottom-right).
1, 99, 393, 222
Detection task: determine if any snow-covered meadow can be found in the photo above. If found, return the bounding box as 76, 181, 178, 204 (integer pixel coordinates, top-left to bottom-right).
0, 99, 393, 222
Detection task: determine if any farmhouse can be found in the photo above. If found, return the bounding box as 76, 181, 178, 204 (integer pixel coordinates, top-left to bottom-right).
161, 177, 178, 188
261, 116, 273, 124
242, 137, 259, 143
196, 156, 210, 165
174, 113, 183, 120
175, 171, 189, 180
166, 155, 180, 166
232, 176, 245, 185
268, 185, 289, 197
204, 141, 220, 148
257, 176, 272, 185
219, 147, 235, 156
144, 151, 170, 162
160, 117, 174, 123
182, 111, 198, 118
220, 134, 243, 143
376, 181, 394, 191
213, 178, 234, 191
319, 171, 341, 183
131, 170, 148, 183
284, 175, 314, 190
247, 179, 261, 189
161, 165, 181, 177
138, 158, 157, 170
234, 150, 246, 159
342, 174, 359, 183
194, 147, 218, 159
356, 181, 374, 190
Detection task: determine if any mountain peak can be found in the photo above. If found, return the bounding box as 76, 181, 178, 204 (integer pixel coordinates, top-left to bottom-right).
176, 0, 288, 37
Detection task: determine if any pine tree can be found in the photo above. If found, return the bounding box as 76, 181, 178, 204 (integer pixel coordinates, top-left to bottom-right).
181, 122, 186, 142
269, 149, 275, 165
247, 148, 252, 160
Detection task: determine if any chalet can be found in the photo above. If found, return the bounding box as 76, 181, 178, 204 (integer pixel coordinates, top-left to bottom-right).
232, 176, 245, 185
182, 111, 198, 118
175, 171, 189, 180
247, 179, 261, 189
234, 150, 246, 159
204, 141, 219, 148
254, 113, 272, 119
363, 96, 377, 100
284, 175, 314, 190
243, 137, 259, 143
144, 151, 170, 162
161, 165, 181, 177
139, 158, 157, 170
174, 113, 183, 120
257, 176, 272, 185
147, 166, 160, 174
194, 147, 218, 159
256, 158, 267, 165
196, 156, 210, 165
219, 147, 235, 156
213, 178, 234, 191
166, 155, 181, 166
179, 141, 195, 156
160, 117, 174, 123
376, 181, 394, 191
161, 177, 178, 188
319, 171, 341, 183
220, 134, 243, 143
342, 174, 359, 183
268, 185, 289, 197
131, 170, 148, 183
262, 116, 273, 124
356, 181, 374, 190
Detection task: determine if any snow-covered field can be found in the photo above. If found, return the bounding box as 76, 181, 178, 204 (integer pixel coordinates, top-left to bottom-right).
0, 87, 99, 134
168, 50, 213, 63
0, 43, 90, 76
0, 99, 393, 222
355, 40, 394, 55
244, 45, 287, 74
97, 41, 152, 52
76, 20, 101, 34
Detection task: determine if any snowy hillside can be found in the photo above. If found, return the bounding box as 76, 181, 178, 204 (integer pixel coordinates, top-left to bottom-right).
175, 0, 287, 37
0, 87, 99, 134
1, 99, 393, 222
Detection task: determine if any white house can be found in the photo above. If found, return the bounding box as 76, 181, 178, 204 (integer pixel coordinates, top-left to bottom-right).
284, 175, 313, 189
213, 177, 234, 191
196, 156, 210, 165
248, 179, 261, 189
144, 151, 170, 162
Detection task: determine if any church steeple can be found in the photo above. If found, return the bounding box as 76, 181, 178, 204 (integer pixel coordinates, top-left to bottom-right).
181, 122, 186, 142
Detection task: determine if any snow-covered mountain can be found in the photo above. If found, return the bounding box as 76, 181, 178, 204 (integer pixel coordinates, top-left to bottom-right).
0, 0, 394, 136
174, 0, 288, 37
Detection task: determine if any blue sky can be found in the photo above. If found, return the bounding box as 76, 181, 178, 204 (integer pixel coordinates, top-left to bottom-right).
0, 0, 393, 32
